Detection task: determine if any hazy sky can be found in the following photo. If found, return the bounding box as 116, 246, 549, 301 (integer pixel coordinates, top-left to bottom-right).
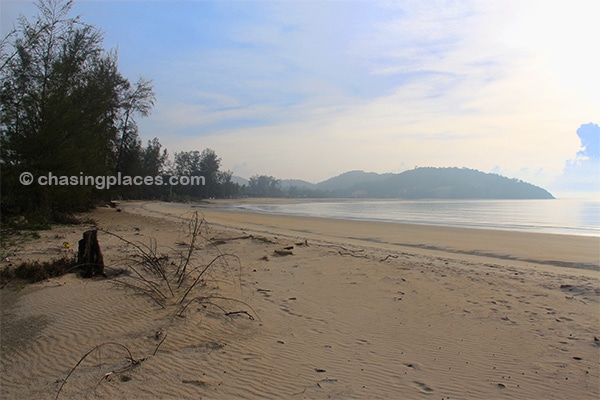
2, 0, 598, 196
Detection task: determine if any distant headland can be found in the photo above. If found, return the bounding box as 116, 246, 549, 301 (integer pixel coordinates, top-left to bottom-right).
236, 167, 555, 199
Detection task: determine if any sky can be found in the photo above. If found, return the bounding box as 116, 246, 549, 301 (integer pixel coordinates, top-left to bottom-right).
2, 0, 599, 197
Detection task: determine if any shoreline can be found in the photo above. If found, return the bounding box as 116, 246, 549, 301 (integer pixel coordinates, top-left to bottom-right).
126, 200, 600, 274
1, 201, 598, 399
201, 197, 600, 238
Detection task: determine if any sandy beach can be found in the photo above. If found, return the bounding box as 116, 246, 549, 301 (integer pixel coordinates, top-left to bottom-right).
1, 200, 599, 399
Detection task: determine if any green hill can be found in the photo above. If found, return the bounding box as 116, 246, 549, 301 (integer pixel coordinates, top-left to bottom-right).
313, 168, 554, 199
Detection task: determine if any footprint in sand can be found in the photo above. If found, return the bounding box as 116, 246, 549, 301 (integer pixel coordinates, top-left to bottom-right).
413, 381, 434, 393
403, 362, 420, 370
257, 288, 272, 298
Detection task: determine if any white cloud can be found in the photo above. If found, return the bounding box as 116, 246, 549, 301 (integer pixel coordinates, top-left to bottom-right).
141, 1, 599, 192
157, 102, 275, 130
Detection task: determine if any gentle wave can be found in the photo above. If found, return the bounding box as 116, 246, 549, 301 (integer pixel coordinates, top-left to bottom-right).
233, 199, 600, 237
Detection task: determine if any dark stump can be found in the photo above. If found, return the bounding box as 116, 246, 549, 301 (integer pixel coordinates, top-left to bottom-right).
77, 230, 106, 278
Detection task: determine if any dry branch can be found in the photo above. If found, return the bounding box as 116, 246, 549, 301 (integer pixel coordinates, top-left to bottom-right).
338, 251, 369, 259
178, 295, 259, 321
56, 211, 258, 398
209, 235, 252, 242
176, 211, 205, 286
55, 342, 144, 400
321, 244, 364, 252
225, 310, 255, 320
153, 331, 168, 356
177, 253, 240, 305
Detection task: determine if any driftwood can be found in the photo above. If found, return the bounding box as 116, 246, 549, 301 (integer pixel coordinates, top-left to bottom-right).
321, 244, 364, 253
338, 251, 368, 259
210, 235, 252, 243
320, 244, 368, 258
77, 230, 106, 278
209, 234, 278, 244
252, 235, 278, 244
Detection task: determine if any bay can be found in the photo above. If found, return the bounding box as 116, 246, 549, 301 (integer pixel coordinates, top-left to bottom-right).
234, 199, 600, 237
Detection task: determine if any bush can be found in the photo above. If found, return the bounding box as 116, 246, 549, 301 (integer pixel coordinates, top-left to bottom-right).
1, 256, 79, 285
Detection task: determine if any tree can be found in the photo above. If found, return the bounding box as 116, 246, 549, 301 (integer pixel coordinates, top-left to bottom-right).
142, 137, 168, 176
0, 0, 155, 222
173, 150, 200, 177
136, 138, 168, 199
247, 175, 281, 197
216, 169, 240, 198
171, 148, 225, 199
114, 77, 156, 174
172, 150, 202, 199
199, 148, 221, 198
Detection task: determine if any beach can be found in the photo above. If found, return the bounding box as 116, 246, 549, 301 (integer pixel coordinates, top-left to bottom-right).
1, 200, 599, 399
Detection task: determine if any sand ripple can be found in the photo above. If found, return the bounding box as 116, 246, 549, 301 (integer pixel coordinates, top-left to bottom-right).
1, 202, 598, 399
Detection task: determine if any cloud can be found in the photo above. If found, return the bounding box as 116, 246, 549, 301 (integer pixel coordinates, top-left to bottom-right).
576, 123, 600, 160
157, 102, 275, 132
168, 71, 586, 185
116, 1, 599, 192
550, 123, 600, 197
7, 0, 597, 191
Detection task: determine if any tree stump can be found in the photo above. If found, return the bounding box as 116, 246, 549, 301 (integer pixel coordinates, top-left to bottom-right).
77, 229, 106, 277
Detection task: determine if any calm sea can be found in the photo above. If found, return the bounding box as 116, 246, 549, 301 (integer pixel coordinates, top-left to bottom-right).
234, 199, 600, 237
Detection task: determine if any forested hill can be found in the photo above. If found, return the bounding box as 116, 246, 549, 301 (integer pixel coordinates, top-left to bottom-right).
314, 168, 555, 199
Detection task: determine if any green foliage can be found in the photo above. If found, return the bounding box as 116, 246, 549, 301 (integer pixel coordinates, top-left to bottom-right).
247, 175, 281, 197
114, 77, 157, 176
170, 148, 238, 199
0, 0, 158, 221
215, 169, 240, 198
0, 1, 242, 216
172, 150, 203, 198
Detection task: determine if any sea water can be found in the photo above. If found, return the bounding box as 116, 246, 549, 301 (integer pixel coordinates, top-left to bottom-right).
234, 199, 600, 237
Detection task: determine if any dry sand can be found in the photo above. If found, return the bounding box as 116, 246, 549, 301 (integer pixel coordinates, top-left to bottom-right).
1, 200, 599, 399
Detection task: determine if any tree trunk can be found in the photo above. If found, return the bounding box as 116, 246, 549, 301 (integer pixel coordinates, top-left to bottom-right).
77, 230, 105, 278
